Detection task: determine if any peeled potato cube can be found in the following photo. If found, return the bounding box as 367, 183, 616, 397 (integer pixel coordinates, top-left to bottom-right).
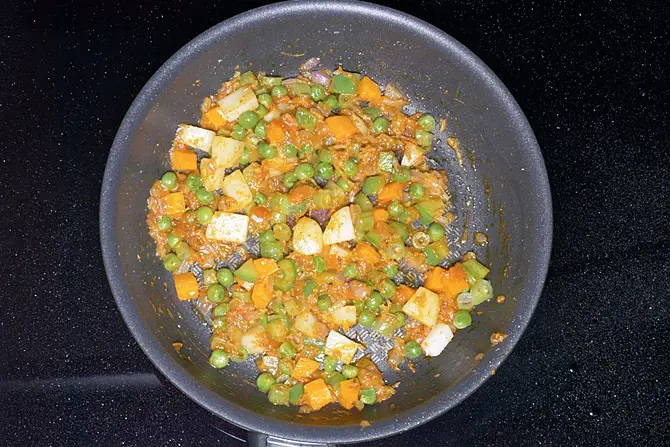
323, 206, 355, 245
176, 124, 215, 153
292, 217, 324, 255
221, 170, 253, 210
330, 306, 357, 331
205, 212, 249, 243
402, 286, 440, 327
211, 136, 245, 169
401, 142, 424, 167
421, 323, 453, 357
217, 87, 259, 122
324, 330, 360, 364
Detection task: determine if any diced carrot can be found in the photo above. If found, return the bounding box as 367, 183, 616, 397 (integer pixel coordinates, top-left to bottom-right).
288, 184, 315, 204
303, 378, 335, 411
266, 120, 286, 146
200, 107, 228, 131
254, 258, 278, 277
372, 207, 389, 222
173, 272, 199, 301
338, 379, 361, 410
377, 182, 405, 204
423, 263, 469, 298
354, 242, 381, 265
249, 206, 272, 225
393, 284, 416, 305
164, 192, 186, 216
356, 76, 382, 103
170, 149, 197, 171
292, 357, 321, 381
325, 116, 358, 141
251, 276, 274, 310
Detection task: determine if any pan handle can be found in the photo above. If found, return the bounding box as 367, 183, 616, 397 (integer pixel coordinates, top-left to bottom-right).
247, 432, 334, 447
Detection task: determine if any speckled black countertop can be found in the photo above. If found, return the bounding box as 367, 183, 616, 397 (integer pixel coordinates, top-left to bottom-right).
1, 0, 668, 445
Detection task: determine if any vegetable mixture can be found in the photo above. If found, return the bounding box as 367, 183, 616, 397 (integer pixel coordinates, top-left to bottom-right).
146, 65, 495, 413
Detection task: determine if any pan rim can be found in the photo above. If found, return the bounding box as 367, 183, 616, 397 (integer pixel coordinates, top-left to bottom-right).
100, 0, 553, 443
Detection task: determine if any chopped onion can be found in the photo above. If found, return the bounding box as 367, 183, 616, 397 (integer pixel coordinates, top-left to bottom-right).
383, 83, 405, 100
282, 77, 301, 86
300, 57, 320, 71
311, 70, 331, 87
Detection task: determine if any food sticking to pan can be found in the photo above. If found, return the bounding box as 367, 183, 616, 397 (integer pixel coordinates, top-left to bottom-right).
146, 66, 495, 413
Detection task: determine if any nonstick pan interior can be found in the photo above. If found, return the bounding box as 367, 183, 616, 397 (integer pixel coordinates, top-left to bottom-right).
100, 1, 552, 443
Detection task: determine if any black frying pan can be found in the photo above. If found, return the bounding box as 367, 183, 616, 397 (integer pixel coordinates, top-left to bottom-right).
100, 1, 552, 445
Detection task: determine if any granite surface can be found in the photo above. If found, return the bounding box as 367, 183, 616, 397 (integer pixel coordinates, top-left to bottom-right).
1, 0, 668, 445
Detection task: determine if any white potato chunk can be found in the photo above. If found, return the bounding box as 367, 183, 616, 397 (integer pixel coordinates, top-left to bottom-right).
176, 124, 215, 153
240, 325, 266, 355
421, 323, 453, 357
200, 158, 226, 191
322, 206, 355, 245
294, 312, 319, 338
324, 331, 361, 364
205, 212, 249, 244
330, 306, 357, 331
292, 217, 324, 255
402, 286, 440, 327
221, 170, 253, 210
401, 142, 423, 167
217, 87, 259, 122
211, 136, 245, 169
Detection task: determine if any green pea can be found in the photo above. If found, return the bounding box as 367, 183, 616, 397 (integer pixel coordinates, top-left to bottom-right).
209, 349, 229, 368
311, 84, 327, 101
184, 173, 202, 191
366, 291, 383, 310
344, 264, 358, 279
157, 215, 171, 231
231, 124, 246, 140
318, 149, 333, 164
415, 129, 433, 148
379, 279, 397, 299
255, 120, 267, 138
342, 365, 358, 379
299, 143, 315, 158
355, 193, 373, 211
393, 166, 411, 183
338, 94, 356, 109
261, 241, 284, 261
258, 143, 277, 159
259, 229, 275, 243
316, 162, 334, 179
353, 299, 366, 314
295, 163, 315, 180
336, 178, 354, 193
238, 110, 259, 129
387, 200, 405, 217
362, 175, 386, 195
323, 355, 338, 374
405, 341, 422, 359
342, 159, 358, 177
358, 310, 375, 327
203, 269, 218, 285
296, 108, 317, 131
207, 284, 225, 303
239, 147, 250, 165
418, 114, 436, 132
174, 242, 192, 260
212, 316, 228, 329
230, 347, 249, 363
360, 388, 376, 405
283, 144, 298, 159
409, 183, 425, 200
256, 372, 276, 393
167, 232, 181, 249
163, 253, 179, 271
197, 206, 213, 224
428, 222, 445, 241
278, 341, 296, 359
273, 223, 291, 242
271, 85, 288, 98
326, 371, 345, 390
268, 384, 291, 406
161, 171, 177, 190
213, 303, 230, 317
256, 104, 267, 119
258, 93, 272, 107
289, 383, 304, 405
195, 187, 213, 205
313, 256, 326, 273
217, 268, 234, 287
383, 263, 399, 278
322, 95, 338, 109
372, 117, 389, 134
363, 107, 380, 118
317, 295, 332, 311
394, 312, 406, 328
283, 172, 297, 189
254, 193, 267, 205
453, 309, 472, 329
